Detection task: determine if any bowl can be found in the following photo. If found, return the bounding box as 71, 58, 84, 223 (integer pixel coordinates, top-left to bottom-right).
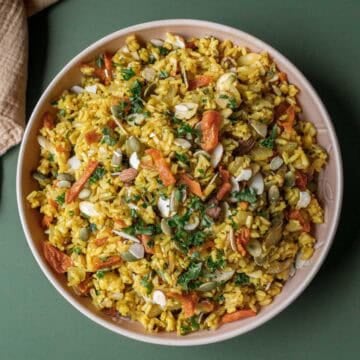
16, 19, 343, 346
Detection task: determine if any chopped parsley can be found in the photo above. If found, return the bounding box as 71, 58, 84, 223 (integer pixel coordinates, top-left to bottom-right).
206, 250, 226, 272
72, 247, 82, 255
140, 275, 154, 295
260, 126, 276, 149
121, 67, 135, 80
55, 192, 65, 206
130, 80, 144, 113
177, 262, 203, 290
234, 272, 250, 286
48, 153, 55, 162
89, 167, 106, 184
159, 70, 169, 79
96, 270, 105, 279
228, 97, 238, 110
175, 152, 190, 165
112, 100, 130, 119
231, 187, 257, 203
101, 127, 118, 146
58, 109, 67, 117
159, 47, 170, 56
124, 218, 161, 236
180, 316, 200, 335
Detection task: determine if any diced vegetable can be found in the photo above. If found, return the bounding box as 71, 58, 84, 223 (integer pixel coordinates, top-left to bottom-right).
66, 160, 99, 203
146, 148, 176, 186
179, 174, 203, 198
200, 110, 222, 152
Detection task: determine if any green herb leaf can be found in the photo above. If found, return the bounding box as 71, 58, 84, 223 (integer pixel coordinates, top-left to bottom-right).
159, 47, 170, 56
177, 262, 203, 290
175, 152, 190, 165
140, 275, 154, 295
89, 223, 97, 233
260, 127, 276, 149
121, 67, 135, 80
89, 167, 106, 184
159, 70, 169, 79
101, 127, 118, 146
206, 250, 226, 272
234, 272, 250, 286
231, 188, 257, 203
96, 270, 105, 279
55, 192, 65, 206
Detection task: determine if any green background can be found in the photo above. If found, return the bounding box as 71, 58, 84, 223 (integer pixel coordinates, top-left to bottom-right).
1, 0, 359, 358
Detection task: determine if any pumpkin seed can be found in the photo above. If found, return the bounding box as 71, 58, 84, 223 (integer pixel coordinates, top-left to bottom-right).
250, 120, 268, 138
32, 171, 49, 184
125, 136, 143, 155
270, 156, 283, 171
246, 239, 262, 257
57, 173, 74, 182
79, 227, 90, 241
160, 218, 172, 235
57, 180, 71, 188
249, 173, 264, 195
284, 171, 295, 187
212, 270, 235, 283
297, 191, 311, 208
197, 281, 217, 292
268, 185, 280, 203
78, 188, 91, 200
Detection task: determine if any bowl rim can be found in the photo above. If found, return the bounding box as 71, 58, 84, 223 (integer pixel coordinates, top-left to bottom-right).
16, 18, 343, 346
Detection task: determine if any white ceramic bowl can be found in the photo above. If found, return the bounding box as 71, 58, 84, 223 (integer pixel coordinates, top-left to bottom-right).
17, 19, 343, 346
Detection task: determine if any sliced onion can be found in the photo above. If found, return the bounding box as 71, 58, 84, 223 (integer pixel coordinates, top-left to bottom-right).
150, 38, 164, 47
129, 152, 141, 170
249, 173, 264, 195
157, 196, 170, 218
270, 156, 283, 171
235, 168, 252, 182
71, 85, 84, 94
79, 201, 99, 217
152, 290, 167, 307
174, 102, 198, 120
297, 191, 311, 208
211, 143, 223, 168
84, 85, 97, 94
174, 138, 192, 149
68, 156, 81, 171
112, 230, 140, 243
128, 243, 144, 259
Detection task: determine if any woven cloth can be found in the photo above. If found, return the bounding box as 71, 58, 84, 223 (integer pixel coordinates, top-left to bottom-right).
0, 0, 57, 156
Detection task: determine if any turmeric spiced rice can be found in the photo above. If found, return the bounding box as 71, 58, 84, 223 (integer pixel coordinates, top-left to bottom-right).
27, 33, 327, 335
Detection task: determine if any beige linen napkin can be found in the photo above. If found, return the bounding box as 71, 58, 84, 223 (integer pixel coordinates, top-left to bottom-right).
0, 0, 57, 156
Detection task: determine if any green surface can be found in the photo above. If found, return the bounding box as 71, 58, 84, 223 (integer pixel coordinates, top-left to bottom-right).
1, 0, 359, 358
